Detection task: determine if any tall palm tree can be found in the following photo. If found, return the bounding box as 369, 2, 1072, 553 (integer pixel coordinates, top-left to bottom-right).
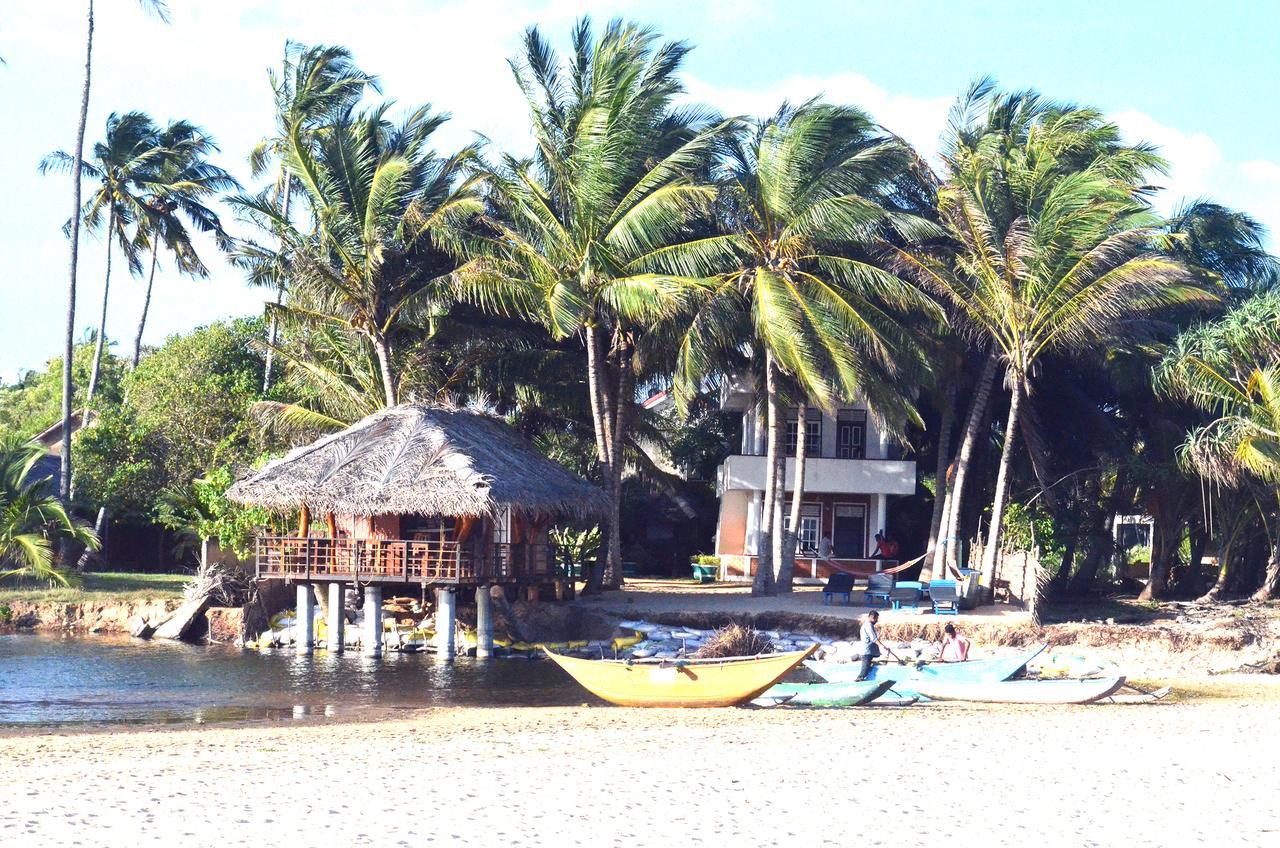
469, 19, 730, 589
131, 121, 239, 368
42, 111, 161, 402
896, 170, 1205, 586
911, 79, 1178, 580
670, 102, 931, 594
232, 103, 481, 407
0, 437, 99, 587
58, 0, 169, 502
248, 42, 377, 392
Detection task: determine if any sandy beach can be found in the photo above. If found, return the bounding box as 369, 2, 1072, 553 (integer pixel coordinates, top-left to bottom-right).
4, 692, 1279, 847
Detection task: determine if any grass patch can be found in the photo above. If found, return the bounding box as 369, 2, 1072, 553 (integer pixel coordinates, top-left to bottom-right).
0, 571, 191, 605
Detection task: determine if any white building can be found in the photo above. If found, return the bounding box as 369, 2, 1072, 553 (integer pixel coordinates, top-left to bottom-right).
713, 377, 916, 580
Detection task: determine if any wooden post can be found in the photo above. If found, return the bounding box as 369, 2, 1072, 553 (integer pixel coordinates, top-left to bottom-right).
298, 505, 310, 537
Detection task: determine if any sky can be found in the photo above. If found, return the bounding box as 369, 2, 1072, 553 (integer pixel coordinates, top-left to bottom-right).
2, 0, 1279, 383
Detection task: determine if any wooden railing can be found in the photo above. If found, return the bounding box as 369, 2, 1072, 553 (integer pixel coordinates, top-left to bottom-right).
253, 536, 558, 584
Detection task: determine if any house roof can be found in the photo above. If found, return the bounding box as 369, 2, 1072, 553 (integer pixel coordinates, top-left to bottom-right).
226, 404, 606, 520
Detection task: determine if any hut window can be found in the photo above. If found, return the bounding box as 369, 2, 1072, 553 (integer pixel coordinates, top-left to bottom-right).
492, 505, 512, 544
402, 515, 454, 543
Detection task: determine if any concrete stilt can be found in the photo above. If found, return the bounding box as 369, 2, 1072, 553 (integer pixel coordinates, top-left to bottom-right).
295, 583, 314, 655
363, 584, 383, 657
434, 587, 456, 658
327, 581, 345, 653
475, 585, 494, 658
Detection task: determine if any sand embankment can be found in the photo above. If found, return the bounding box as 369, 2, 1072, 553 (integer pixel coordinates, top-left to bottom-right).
3, 696, 1279, 846
1, 598, 181, 633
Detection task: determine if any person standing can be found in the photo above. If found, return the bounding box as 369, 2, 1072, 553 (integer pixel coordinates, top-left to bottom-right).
855, 610, 881, 681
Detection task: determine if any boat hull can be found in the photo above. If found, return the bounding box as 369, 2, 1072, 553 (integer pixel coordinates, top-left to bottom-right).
912, 676, 1127, 704
806, 644, 1047, 688
763, 679, 895, 707
545, 647, 816, 708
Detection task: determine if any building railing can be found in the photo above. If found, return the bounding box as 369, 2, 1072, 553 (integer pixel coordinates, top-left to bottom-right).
253, 536, 559, 584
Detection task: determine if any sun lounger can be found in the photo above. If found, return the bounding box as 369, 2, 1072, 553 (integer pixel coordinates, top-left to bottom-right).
865, 572, 894, 607
929, 580, 960, 615
890, 581, 922, 609
822, 572, 856, 605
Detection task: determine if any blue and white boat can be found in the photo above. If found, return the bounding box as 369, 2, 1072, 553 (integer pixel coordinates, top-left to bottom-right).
805, 643, 1048, 699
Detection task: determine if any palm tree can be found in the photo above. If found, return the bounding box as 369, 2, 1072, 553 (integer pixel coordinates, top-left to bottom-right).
895, 170, 1205, 587
1158, 289, 1280, 600
232, 103, 481, 407
923, 80, 1169, 578
57, 0, 169, 502
248, 42, 377, 392
0, 437, 99, 587
41, 111, 161, 402
469, 19, 730, 589
131, 121, 239, 368
670, 102, 930, 594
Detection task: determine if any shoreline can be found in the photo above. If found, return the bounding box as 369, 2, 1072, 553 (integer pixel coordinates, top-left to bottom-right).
4, 698, 1280, 846
3, 671, 1279, 740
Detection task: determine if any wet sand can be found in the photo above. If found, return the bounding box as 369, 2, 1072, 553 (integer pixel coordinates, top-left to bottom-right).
3, 694, 1278, 846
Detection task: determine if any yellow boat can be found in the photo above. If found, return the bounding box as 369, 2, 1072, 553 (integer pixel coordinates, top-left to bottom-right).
544, 646, 816, 708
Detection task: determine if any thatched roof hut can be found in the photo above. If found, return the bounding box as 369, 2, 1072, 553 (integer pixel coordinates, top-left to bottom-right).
227, 404, 605, 520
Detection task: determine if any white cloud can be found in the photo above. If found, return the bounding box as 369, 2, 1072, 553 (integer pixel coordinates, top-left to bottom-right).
683, 71, 952, 161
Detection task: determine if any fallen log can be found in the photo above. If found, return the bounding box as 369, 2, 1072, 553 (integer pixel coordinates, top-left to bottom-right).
152, 595, 212, 641
130, 616, 157, 639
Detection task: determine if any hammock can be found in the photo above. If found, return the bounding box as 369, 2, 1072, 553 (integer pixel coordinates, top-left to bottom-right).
816, 551, 927, 577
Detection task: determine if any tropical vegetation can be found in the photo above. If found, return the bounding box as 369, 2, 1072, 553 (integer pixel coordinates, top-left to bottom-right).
11, 14, 1278, 607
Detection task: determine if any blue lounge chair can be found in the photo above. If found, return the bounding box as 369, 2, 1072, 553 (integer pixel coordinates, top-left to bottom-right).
930, 580, 960, 615
890, 581, 922, 609
865, 572, 894, 607
822, 572, 855, 605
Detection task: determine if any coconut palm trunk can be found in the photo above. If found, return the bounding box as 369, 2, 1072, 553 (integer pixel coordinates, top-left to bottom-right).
753, 355, 782, 596
580, 324, 628, 593
938, 354, 997, 575
1253, 508, 1280, 601
777, 402, 809, 592
131, 242, 160, 369
981, 374, 1024, 586
922, 383, 957, 581
85, 207, 114, 405
60, 0, 95, 503
262, 182, 291, 392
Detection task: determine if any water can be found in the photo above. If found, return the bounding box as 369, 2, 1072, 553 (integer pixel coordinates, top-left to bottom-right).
0, 633, 593, 727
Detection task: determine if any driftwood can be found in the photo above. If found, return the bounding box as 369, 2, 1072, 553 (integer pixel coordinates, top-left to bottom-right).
490, 587, 533, 643
129, 616, 156, 639
152, 595, 212, 641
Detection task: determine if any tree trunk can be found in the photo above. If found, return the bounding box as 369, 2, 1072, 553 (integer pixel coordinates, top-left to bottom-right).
981, 375, 1023, 586
601, 336, 633, 590
1252, 515, 1280, 601
262, 180, 292, 392
922, 382, 957, 582
777, 403, 808, 593
941, 354, 998, 574
1065, 466, 1129, 596
1139, 517, 1176, 601
61, 0, 95, 503
1019, 399, 1060, 515
372, 335, 397, 407
131, 242, 160, 369
581, 325, 620, 595
85, 209, 114, 406
1198, 506, 1247, 602
753, 355, 780, 596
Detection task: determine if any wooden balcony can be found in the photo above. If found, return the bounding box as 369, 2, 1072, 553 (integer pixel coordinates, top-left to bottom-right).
253, 536, 560, 585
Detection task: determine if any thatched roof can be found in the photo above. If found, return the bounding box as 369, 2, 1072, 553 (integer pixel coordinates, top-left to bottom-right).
227, 404, 605, 520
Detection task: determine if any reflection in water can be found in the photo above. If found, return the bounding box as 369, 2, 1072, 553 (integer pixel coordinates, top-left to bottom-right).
0, 632, 591, 727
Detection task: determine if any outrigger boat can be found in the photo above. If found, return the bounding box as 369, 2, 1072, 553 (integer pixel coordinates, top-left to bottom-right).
806, 643, 1048, 688
762, 679, 895, 707
544, 646, 816, 707
911, 675, 1127, 705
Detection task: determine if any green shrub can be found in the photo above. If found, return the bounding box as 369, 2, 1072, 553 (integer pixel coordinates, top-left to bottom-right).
690, 554, 720, 565
0, 605, 11, 624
